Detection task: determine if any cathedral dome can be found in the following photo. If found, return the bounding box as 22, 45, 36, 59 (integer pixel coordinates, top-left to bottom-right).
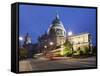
48, 13, 66, 37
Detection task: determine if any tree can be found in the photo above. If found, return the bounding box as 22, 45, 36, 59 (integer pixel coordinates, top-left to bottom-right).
19, 48, 28, 60
63, 39, 73, 50
73, 46, 90, 56
63, 39, 73, 56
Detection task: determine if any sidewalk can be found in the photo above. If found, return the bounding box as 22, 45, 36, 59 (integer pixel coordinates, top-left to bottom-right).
19, 60, 33, 72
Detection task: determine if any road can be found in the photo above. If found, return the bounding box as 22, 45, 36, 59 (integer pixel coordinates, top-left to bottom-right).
19, 56, 97, 72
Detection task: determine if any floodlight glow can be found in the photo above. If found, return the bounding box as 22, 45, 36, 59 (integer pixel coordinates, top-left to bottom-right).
68, 31, 73, 36
50, 42, 53, 45
44, 45, 47, 48
19, 36, 23, 41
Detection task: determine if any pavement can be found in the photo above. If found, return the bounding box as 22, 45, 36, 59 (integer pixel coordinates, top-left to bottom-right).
19, 56, 97, 72
19, 60, 33, 72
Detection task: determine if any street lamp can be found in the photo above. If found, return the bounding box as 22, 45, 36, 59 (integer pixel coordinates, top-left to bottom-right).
49, 42, 54, 60
44, 45, 47, 49
19, 36, 23, 47
68, 31, 73, 36
19, 36, 23, 41
49, 42, 53, 46
49, 42, 54, 53
44, 45, 47, 56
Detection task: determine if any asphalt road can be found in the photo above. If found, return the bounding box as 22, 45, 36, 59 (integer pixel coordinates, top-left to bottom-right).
29, 56, 97, 71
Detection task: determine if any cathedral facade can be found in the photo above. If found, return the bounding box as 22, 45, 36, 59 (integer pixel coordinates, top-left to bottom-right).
38, 13, 91, 52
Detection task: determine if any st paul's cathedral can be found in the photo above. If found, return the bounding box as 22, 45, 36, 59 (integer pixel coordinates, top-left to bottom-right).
23, 13, 92, 53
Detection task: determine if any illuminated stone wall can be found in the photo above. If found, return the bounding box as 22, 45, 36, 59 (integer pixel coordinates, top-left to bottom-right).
68, 33, 91, 51
56, 36, 66, 46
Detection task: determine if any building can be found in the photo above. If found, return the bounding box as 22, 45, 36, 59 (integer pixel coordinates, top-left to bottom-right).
47, 13, 66, 46
39, 13, 66, 48
68, 33, 91, 51
38, 13, 91, 52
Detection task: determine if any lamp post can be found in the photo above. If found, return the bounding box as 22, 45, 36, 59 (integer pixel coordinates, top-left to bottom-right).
44, 45, 47, 56
19, 36, 23, 48
49, 42, 54, 52
43, 42, 54, 57
49, 42, 54, 60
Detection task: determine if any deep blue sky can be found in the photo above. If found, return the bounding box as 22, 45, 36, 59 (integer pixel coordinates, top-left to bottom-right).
19, 4, 96, 45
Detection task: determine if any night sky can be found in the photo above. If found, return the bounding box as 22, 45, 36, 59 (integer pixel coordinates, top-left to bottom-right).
19, 4, 96, 45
